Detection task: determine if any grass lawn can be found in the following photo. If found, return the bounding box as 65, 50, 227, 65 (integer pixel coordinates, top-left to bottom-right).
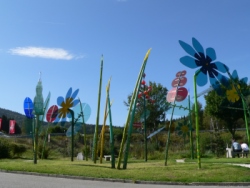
0, 157, 250, 183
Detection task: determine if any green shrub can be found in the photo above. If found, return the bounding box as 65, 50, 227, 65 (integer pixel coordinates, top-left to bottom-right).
11, 143, 27, 157
38, 144, 50, 159
0, 138, 11, 158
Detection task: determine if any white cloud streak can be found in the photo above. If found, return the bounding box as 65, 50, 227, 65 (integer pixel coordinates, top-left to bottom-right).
9, 47, 76, 60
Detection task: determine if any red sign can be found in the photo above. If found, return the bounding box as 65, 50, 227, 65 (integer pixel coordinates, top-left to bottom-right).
167, 87, 188, 102
0, 118, 2, 130
46, 105, 58, 123
133, 122, 142, 128
176, 70, 186, 77
9, 120, 16, 134
171, 77, 187, 87
166, 88, 177, 102
175, 87, 188, 102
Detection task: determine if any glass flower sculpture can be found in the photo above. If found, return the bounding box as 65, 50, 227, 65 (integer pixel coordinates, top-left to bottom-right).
179, 38, 229, 90
56, 87, 80, 122
175, 119, 191, 140
226, 70, 248, 103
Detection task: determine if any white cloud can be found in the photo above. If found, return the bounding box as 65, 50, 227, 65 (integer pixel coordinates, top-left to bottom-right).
9, 47, 76, 60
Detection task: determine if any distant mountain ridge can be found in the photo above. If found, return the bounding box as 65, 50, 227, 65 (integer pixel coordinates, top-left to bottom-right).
0, 108, 26, 125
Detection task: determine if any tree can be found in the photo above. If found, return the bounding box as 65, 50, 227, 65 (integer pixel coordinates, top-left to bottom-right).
204, 80, 250, 138
124, 81, 170, 131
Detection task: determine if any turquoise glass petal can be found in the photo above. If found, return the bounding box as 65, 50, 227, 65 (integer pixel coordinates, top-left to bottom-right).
209, 76, 224, 95
213, 61, 229, 73
166, 99, 190, 116
65, 88, 72, 99
206, 48, 216, 61
179, 40, 197, 57
196, 71, 208, 87
209, 76, 219, 87
82, 103, 91, 122
180, 56, 198, 68
71, 89, 79, 100
57, 96, 64, 106
73, 103, 91, 123
192, 38, 204, 54
210, 72, 229, 89
42, 92, 51, 121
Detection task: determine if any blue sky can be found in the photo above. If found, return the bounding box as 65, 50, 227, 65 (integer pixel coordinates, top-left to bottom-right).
0, 0, 250, 127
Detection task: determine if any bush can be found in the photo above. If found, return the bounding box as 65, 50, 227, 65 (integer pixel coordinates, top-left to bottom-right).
38, 144, 50, 159
0, 138, 11, 159
11, 143, 27, 158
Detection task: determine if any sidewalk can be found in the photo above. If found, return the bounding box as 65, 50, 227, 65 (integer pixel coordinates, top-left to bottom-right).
231, 163, 250, 168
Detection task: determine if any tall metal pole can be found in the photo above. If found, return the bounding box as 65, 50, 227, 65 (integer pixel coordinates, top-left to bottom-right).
164, 72, 182, 166
100, 79, 110, 163
79, 100, 88, 161
143, 84, 147, 162
122, 49, 151, 169
188, 94, 194, 159
194, 70, 201, 169
107, 85, 115, 168
34, 115, 39, 164
68, 109, 75, 162
93, 56, 103, 163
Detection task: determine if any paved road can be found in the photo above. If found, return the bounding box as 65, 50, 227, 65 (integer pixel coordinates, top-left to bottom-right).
0, 172, 249, 188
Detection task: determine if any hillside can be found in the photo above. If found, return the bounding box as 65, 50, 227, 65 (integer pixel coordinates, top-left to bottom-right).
0, 108, 26, 125
0, 107, 124, 135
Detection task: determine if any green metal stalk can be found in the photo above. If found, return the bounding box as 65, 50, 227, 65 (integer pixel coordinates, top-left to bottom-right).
194, 70, 201, 169
143, 84, 147, 162
117, 49, 151, 169
107, 89, 115, 168
34, 115, 39, 164
242, 98, 250, 146
122, 49, 151, 169
188, 94, 194, 159
68, 109, 75, 162
93, 56, 103, 163
164, 71, 183, 166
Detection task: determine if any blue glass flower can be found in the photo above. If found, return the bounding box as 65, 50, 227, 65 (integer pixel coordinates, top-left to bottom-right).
175, 119, 192, 140
231, 70, 248, 84
179, 38, 229, 90
226, 70, 248, 103
56, 87, 80, 122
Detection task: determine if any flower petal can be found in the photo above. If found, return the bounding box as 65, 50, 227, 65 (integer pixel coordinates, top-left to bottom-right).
241, 77, 248, 84
179, 40, 197, 57
57, 96, 64, 106
196, 71, 208, 87
71, 89, 79, 100
209, 72, 230, 95
72, 99, 80, 107
66, 88, 72, 99
213, 61, 229, 73
231, 70, 239, 80
192, 38, 204, 54
206, 48, 216, 61
180, 56, 198, 68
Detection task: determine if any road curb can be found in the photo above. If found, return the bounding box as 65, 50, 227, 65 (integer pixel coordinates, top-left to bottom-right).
1, 169, 250, 186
